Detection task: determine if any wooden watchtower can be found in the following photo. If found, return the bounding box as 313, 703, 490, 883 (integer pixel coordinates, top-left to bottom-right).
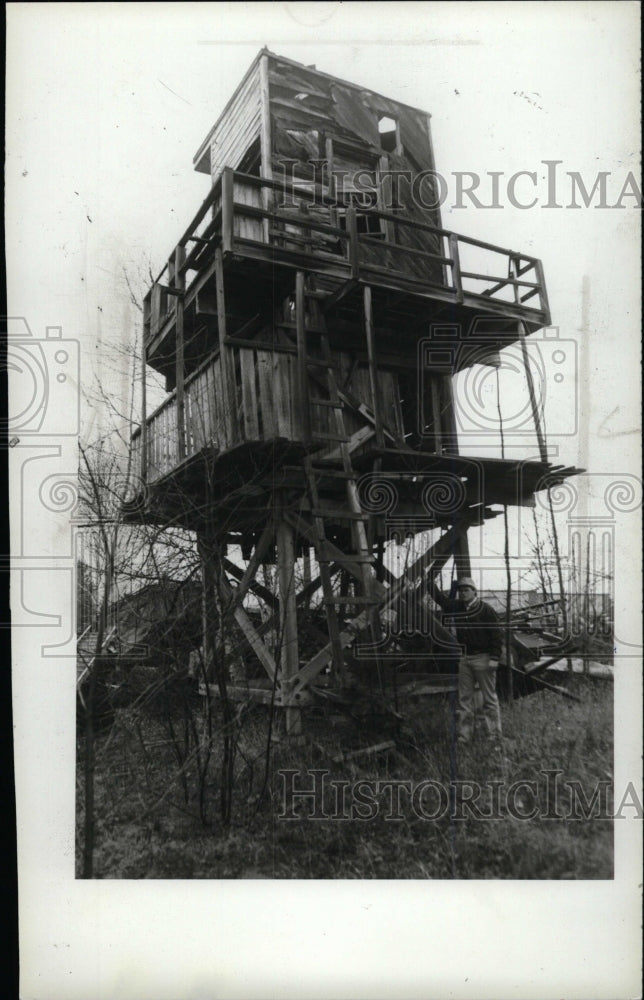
126, 50, 578, 732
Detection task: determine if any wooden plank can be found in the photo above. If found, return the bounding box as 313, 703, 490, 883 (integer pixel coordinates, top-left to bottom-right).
239, 348, 259, 440
209, 61, 261, 180
256, 350, 276, 438
274, 353, 292, 438
221, 169, 234, 253
233, 181, 264, 241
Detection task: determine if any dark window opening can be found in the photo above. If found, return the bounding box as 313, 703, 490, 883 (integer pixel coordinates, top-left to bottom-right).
378, 115, 399, 153
337, 191, 385, 240
237, 137, 261, 176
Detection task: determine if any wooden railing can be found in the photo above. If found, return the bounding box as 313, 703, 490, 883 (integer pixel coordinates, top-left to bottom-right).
131, 341, 405, 485
135, 167, 550, 485
143, 168, 550, 348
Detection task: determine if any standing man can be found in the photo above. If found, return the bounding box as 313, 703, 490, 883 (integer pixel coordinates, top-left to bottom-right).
429, 576, 504, 750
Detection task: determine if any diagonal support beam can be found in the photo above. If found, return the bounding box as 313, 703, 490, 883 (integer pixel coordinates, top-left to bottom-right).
285, 510, 386, 593
321, 277, 360, 314
291, 519, 472, 694
224, 559, 279, 610
221, 517, 276, 615
217, 571, 277, 682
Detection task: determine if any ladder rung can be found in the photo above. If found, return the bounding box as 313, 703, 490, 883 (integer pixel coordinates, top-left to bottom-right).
312, 508, 366, 520
311, 433, 349, 443
309, 397, 342, 408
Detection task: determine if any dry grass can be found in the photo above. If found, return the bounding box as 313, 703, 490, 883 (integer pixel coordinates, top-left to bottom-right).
77, 675, 613, 879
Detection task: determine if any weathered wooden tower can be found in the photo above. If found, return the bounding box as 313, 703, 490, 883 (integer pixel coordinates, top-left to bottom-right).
126, 50, 578, 732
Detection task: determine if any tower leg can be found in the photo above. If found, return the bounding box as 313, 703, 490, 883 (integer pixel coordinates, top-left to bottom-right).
276, 514, 301, 735
453, 529, 471, 579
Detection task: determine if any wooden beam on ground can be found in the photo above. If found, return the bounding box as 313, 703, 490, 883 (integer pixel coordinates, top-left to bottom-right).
515, 666, 581, 701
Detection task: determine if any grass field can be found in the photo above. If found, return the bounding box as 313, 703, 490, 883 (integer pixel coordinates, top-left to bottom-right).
77, 675, 613, 879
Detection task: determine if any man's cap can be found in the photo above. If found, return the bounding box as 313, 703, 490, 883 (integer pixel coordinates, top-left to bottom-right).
456, 577, 477, 590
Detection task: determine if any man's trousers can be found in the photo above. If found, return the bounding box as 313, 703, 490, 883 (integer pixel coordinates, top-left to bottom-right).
458, 653, 502, 742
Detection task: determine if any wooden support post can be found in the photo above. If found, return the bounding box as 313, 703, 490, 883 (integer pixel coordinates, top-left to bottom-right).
175, 245, 186, 462
197, 532, 220, 685
440, 373, 459, 454
276, 512, 301, 734
140, 338, 148, 486
295, 270, 311, 443
452, 531, 471, 579
150, 283, 163, 339
363, 285, 384, 450
377, 155, 396, 244
302, 547, 312, 610
518, 318, 548, 465
449, 233, 464, 303
347, 206, 359, 279
214, 247, 239, 446
221, 167, 234, 253
534, 258, 551, 324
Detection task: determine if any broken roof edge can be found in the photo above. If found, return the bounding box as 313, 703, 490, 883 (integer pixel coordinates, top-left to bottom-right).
192, 46, 433, 175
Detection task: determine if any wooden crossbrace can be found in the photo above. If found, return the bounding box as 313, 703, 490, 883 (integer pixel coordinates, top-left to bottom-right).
291, 519, 471, 694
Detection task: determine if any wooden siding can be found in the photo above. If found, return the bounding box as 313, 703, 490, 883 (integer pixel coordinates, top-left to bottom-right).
135, 345, 406, 483
209, 61, 261, 183
266, 54, 443, 285
232, 177, 264, 241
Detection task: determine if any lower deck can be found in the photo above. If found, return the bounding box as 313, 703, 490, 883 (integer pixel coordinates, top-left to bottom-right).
124, 434, 580, 540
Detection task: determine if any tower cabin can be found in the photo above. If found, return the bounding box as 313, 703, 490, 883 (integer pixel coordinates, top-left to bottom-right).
126, 50, 578, 731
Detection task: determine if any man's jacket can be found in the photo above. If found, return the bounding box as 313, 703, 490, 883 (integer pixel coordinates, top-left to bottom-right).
430, 586, 502, 658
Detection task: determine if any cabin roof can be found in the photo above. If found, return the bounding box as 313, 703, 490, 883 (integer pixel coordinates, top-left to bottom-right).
193, 47, 433, 175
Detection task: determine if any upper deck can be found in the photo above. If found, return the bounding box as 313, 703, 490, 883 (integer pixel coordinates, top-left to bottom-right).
143, 166, 551, 377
